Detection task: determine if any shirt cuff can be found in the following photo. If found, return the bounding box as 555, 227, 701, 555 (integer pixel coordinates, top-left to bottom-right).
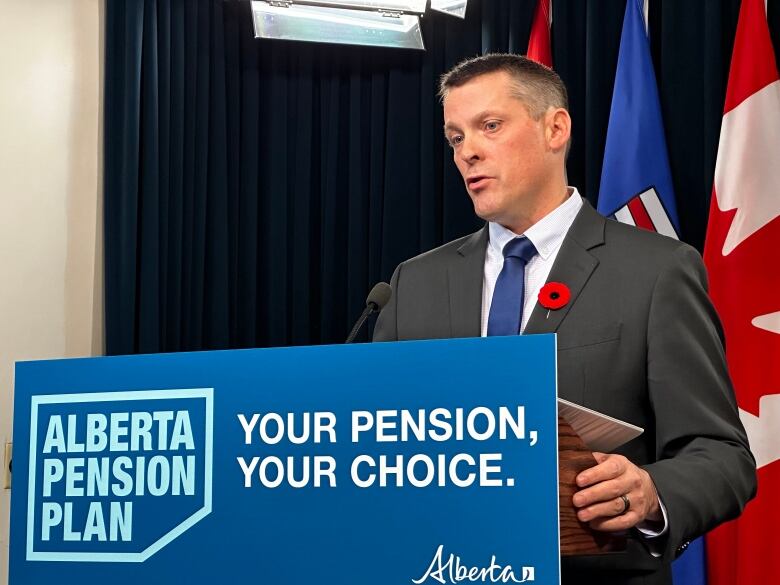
635, 496, 669, 558
636, 495, 669, 538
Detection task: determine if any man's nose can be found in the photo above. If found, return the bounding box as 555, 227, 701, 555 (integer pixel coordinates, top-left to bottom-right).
458, 135, 482, 163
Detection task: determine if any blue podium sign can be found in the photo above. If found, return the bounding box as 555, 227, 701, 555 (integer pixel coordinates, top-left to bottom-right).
10, 335, 560, 585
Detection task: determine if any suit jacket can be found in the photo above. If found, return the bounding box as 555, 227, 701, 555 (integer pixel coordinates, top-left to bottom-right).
373, 200, 756, 585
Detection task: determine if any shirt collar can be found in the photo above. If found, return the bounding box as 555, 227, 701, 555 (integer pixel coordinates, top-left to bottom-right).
488, 188, 584, 260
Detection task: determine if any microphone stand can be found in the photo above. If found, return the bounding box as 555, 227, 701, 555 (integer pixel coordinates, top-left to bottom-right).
345, 302, 379, 344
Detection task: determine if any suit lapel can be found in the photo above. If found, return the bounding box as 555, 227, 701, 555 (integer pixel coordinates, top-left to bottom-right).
448, 227, 488, 338
524, 201, 606, 335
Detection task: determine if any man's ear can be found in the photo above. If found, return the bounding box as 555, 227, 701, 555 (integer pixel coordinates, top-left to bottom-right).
546, 108, 571, 152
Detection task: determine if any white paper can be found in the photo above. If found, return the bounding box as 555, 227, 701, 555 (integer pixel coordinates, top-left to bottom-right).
557, 398, 643, 452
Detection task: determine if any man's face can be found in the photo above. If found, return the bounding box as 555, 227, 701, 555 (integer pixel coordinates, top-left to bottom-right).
443, 71, 557, 228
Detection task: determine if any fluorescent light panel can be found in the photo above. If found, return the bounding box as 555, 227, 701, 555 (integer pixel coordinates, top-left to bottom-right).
251, 1, 425, 50
430, 0, 467, 19
290, 0, 427, 14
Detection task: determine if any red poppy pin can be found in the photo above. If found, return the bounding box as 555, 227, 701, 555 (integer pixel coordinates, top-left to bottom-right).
538, 282, 570, 310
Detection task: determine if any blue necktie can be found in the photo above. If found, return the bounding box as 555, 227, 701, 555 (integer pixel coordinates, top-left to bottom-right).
487, 237, 538, 336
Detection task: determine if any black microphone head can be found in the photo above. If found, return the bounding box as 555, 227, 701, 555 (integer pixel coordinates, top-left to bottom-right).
366, 282, 392, 311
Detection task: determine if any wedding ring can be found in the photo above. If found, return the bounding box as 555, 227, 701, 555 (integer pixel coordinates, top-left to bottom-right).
619, 494, 630, 515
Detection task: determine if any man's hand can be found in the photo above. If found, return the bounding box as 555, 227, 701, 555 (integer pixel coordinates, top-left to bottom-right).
572, 452, 662, 532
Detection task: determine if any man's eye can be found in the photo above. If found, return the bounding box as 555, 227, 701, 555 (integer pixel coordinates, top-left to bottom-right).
448, 135, 464, 147
485, 121, 500, 131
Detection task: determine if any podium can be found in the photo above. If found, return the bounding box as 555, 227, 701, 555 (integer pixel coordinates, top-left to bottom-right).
10, 335, 621, 585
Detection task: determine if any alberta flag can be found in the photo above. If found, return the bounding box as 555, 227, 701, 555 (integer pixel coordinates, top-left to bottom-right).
599, 2, 703, 583
597, 0, 679, 240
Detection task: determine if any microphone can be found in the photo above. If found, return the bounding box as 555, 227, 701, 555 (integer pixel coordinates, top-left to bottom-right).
345, 282, 392, 343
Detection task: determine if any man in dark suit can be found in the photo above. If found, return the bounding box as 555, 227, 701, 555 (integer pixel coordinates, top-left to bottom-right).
373, 54, 755, 585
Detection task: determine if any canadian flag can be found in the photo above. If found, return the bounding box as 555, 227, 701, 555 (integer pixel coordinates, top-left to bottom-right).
526, 0, 552, 68
704, 0, 780, 583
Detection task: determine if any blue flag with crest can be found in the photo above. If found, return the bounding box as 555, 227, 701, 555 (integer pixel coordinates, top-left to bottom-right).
597, 0, 679, 240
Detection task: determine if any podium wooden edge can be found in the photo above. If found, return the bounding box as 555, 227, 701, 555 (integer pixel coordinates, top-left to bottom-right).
558, 415, 627, 556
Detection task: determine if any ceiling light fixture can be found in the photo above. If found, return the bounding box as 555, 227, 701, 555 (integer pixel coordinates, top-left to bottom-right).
245, 1, 468, 50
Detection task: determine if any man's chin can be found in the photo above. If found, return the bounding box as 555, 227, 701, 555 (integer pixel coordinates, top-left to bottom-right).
471, 203, 500, 224
472, 206, 520, 232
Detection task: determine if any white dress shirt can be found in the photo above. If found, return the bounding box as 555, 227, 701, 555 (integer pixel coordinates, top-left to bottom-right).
481, 189, 582, 336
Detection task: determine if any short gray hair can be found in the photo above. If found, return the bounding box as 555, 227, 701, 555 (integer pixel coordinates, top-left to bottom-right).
439, 53, 569, 120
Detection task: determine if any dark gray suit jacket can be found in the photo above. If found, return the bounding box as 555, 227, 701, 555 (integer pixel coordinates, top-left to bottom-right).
373, 200, 756, 585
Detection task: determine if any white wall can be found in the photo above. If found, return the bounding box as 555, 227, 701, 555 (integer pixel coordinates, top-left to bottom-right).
0, 1, 103, 582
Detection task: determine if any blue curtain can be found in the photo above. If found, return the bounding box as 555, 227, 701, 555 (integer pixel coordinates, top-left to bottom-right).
104, 0, 780, 355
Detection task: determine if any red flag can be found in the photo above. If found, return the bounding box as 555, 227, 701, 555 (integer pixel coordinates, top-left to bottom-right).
704, 0, 780, 583
527, 0, 552, 67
